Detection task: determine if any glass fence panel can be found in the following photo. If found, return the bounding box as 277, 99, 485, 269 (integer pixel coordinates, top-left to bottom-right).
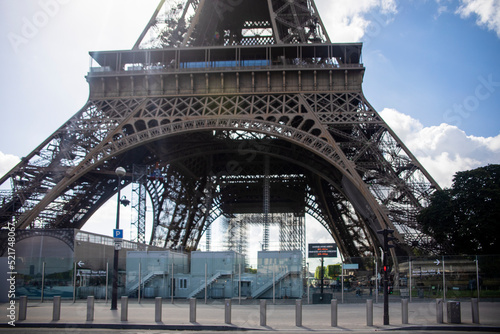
75, 258, 111, 300
477, 255, 500, 299
10, 253, 500, 301
15, 257, 73, 299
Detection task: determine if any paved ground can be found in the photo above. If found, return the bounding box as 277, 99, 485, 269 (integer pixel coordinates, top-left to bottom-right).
1, 298, 499, 333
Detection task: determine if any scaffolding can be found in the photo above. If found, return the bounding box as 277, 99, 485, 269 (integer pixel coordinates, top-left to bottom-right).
223, 212, 306, 261
224, 217, 248, 256
131, 165, 148, 244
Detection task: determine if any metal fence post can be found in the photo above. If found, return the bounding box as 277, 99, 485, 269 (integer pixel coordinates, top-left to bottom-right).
41, 262, 45, 303
260, 299, 267, 326
138, 262, 142, 304
331, 298, 338, 327
190, 298, 197, 323
86, 296, 94, 321
225, 298, 232, 324
295, 299, 302, 327
436, 298, 443, 324
402, 299, 408, 324
471, 298, 480, 324
72, 262, 77, 303
52, 296, 61, 321
155, 297, 162, 322
366, 299, 373, 326
121, 296, 128, 321
18, 296, 27, 321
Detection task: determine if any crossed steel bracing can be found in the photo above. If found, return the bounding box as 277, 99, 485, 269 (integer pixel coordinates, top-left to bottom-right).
0, 0, 443, 259
135, 0, 329, 49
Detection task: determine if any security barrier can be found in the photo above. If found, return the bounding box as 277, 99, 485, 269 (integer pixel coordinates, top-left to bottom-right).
11, 296, 490, 329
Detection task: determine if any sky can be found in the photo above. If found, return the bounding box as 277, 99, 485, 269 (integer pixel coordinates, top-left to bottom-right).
0, 0, 499, 265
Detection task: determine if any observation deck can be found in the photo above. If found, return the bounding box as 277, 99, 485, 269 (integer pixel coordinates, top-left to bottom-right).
87, 44, 364, 98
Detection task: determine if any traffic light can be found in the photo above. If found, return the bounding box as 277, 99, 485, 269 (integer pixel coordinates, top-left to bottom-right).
377, 228, 396, 253
377, 228, 395, 325
387, 234, 396, 250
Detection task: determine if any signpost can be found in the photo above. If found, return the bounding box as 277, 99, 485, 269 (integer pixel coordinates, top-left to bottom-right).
308, 243, 337, 258
308, 243, 337, 303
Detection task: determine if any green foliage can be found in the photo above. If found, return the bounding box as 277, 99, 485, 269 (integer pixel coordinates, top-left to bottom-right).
326, 264, 341, 278
315, 266, 326, 279
245, 267, 257, 274
418, 164, 500, 255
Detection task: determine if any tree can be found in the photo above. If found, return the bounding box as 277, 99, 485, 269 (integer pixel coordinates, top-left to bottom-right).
418, 164, 500, 255
326, 264, 342, 279
315, 266, 326, 279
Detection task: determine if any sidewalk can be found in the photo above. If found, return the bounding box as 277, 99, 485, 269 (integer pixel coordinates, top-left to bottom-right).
2, 299, 500, 332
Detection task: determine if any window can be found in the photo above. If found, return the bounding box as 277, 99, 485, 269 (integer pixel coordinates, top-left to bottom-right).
179, 278, 188, 289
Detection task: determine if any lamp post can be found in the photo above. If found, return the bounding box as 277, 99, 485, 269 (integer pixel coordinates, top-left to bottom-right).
111, 166, 126, 310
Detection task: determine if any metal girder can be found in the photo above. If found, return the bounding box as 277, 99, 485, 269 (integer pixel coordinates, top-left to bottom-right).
135, 0, 329, 48
131, 165, 148, 243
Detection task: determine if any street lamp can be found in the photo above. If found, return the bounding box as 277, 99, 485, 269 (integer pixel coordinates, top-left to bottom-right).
111, 166, 126, 310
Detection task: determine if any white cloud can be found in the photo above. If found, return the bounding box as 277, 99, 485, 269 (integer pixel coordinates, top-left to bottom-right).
434, 0, 454, 17
380, 108, 500, 188
0, 152, 20, 183
316, 0, 398, 42
456, 0, 500, 37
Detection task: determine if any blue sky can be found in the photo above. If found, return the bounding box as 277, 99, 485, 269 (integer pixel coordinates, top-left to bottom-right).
0, 0, 499, 262
359, 1, 500, 137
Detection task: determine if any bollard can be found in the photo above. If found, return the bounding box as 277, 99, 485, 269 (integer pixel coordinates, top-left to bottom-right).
402, 299, 408, 324
86, 296, 94, 321
331, 299, 338, 327
225, 299, 231, 324
366, 299, 373, 326
52, 296, 61, 321
121, 296, 128, 321
295, 299, 302, 327
155, 297, 162, 322
471, 298, 479, 324
190, 298, 197, 323
18, 296, 27, 321
260, 299, 267, 326
436, 298, 443, 324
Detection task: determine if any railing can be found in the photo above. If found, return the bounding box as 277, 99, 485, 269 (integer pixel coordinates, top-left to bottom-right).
252, 270, 297, 298
89, 60, 363, 76
187, 271, 231, 298
126, 270, 166, 295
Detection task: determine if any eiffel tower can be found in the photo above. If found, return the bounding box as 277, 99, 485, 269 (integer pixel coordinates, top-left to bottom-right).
0, 0, 442, 258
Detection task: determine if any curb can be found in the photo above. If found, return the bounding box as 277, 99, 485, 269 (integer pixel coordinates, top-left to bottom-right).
0, 322, 257, 331
388, 325, 500, 332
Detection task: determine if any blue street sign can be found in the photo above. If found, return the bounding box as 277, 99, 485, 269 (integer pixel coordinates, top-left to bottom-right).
113, 229, 123, 239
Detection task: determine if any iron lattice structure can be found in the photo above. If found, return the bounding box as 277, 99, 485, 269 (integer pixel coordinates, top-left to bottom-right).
0, 0, 442, 258
131, 164, 148, 243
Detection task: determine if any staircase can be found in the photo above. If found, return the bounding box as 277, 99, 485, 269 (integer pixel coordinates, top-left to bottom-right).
251, 271, 299, 298
127, 270, 165, 295
187, 271, 230, 298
